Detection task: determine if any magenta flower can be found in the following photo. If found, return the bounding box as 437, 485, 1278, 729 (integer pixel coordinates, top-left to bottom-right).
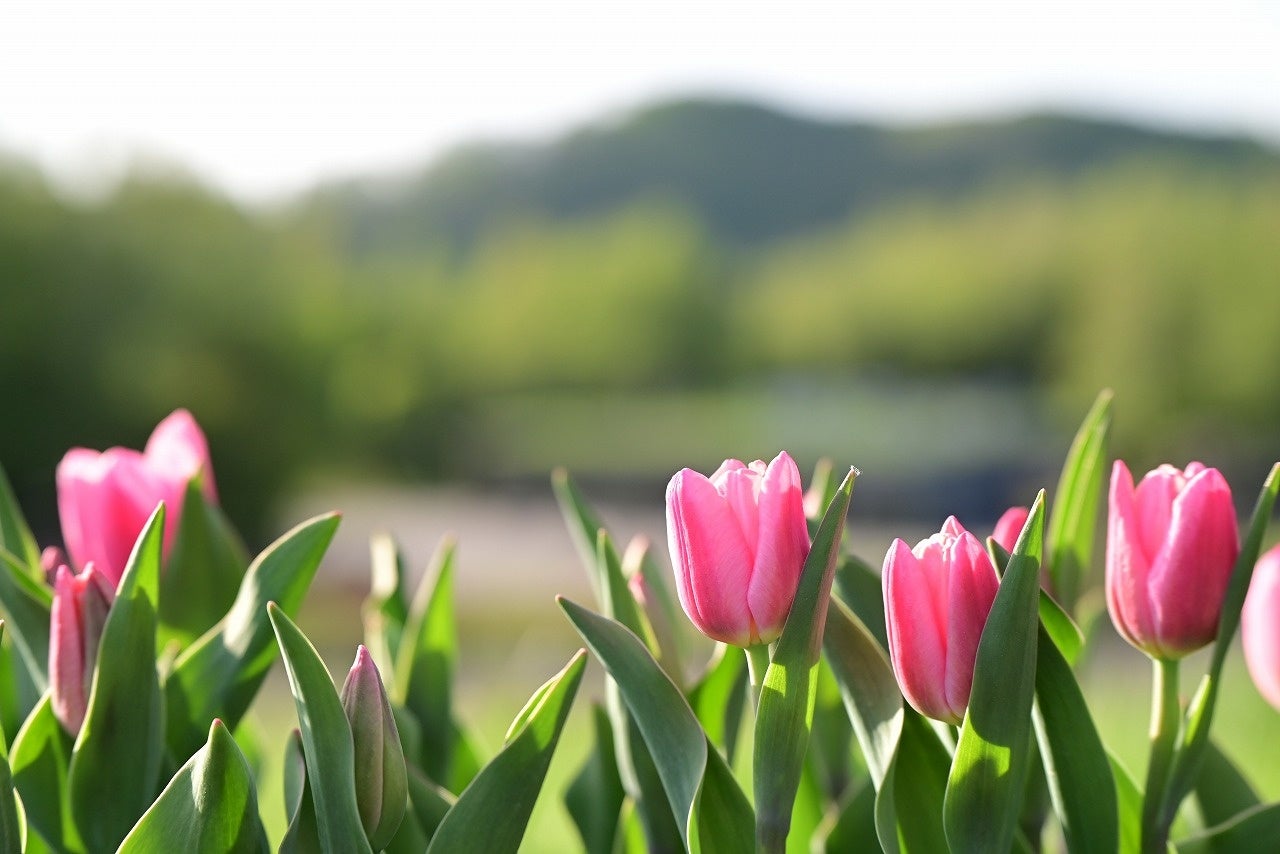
56, 409, 217, 587
665, 452, 810, 647
1106, 461, 1239, 659
49, 562, 115, 734
992, 506, 1029, 554
1242, 545, 1280, 711
883, 517, 1000, 724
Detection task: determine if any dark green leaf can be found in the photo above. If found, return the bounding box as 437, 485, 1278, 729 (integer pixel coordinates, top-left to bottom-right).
1164, 463, 1280, 821
1046, 388, 1112, 609
426, 651, 586, 853
406, 764, 454, 842
1174, 802, 1280, 854
566, 703, 626, 854
813, 779, 877, 853
1192, 741, 1259, 831
160, 481, 248, 648
394, 537, 457, 786
279, 729, 321, 854
552, 467, 609, 601
595, 531, 658, 654
987, 539, 1085, 665
880, 709, 950, 854
755, 468, 856, 851
1032, 623, 1117, 852
165, 513, 338, 762
67, 504, 165, 853
9, 695, 81, 852
0, 552, 50, 693
808, 659, 855, 802
118, 720, 268, 853
269, 605, 372, 854
688, 645, 747, 765
832, 554, 887, 650
944, 491, 1045, 853
0, 463, 40, 577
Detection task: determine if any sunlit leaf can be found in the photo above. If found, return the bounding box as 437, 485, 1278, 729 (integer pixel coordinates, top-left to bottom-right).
1046, 388, 1112, 609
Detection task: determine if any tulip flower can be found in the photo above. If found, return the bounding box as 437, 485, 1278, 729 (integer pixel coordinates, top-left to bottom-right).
57, 409, 216, 587
883, 517, 1000, 724
665, 451, 810, 647
49, 562, 115, 735
1106, 461, 1239, 660
992, 506, 1029, 554
1242, 545, 1280, 711
341, 645, 407, 850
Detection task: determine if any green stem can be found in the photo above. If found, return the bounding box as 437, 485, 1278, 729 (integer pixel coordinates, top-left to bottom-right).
745, 643, 771, 714
1141, 657, 1181, 854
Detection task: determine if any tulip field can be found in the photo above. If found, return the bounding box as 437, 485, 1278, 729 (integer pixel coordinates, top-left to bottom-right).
0, 390, 1278, 853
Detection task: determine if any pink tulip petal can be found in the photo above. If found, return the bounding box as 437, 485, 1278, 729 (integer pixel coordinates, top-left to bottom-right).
992, 506, 1029, 554
1134, 465, 1183, 564
1106, 460, 1156, 652
943, 531, 999, 720
884, 538, 952, 722
666, 468, 756, 645
747, 452, 809, 639
1243, 546, 1280, 711
145, 409, 217, 501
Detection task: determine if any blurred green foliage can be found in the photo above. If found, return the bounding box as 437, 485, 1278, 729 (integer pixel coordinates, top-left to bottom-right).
2, 102, 1278, 540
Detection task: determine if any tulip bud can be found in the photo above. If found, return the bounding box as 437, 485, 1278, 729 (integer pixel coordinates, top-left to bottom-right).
340, 645, 407, 850
49, 562, 115, 734
57, 409, 216, 586
665, 451, 810, 647
883, 517, 1000, 724
1105, 460, 1239, 660
992, 506, 1029, 555
1242, 545, 1280, 711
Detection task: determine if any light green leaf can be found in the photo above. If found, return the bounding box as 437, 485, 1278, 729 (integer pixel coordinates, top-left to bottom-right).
560, 598, 755, 853
426, 651, 586, 853
1164, 463, 1280, 823
160, 480, 248, 648
0, 552, 50, 693
943, 491, 1045, 853
1046, 388, 1112, 610
552, 467, 609, 601
67, 504, 165, 853
363, 533, 411, 674
9, 694, 81, 852
394, 537, 457, 787
755, 467, 856, 852
118, 720, 268, 853
0, 623, 19, 854
1174, 801, 1280, 854
269, 605, 372, 854
0, 463, 40, 578
688, 644, 748, 765
987, 539, 1085, 665
880, 709, 950, 853
279, 729, 321, 854
1109, 752, 1143, 854
566, 703, 626, 854
164, 512, 338, 763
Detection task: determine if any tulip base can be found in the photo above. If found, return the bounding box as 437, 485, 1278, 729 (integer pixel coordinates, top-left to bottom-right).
745, 643, 771, 714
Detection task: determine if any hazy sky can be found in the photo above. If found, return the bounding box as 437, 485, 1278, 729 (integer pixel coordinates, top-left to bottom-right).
4, 0, 1279, 200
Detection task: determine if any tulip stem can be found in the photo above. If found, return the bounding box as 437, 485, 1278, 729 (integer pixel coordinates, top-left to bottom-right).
1141, 657, 1181, 854
745, 644, 771, 713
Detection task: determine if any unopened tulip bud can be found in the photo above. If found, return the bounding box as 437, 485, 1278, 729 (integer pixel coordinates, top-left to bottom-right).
665, 451, 810, 647
340, 645, 407, 849
992, 506, 1029, 555
1242, 545, 1280, 711
1106, 461, 1239, 660
883, 517, 1000, 724
49, 562, 115, 734
57, 409, 217, 586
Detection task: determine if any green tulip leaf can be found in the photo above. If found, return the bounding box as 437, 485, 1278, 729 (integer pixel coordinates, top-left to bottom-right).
9, 694, 81, 852
1192, 741, 1259, 831
278, 729, 321, 854
165, 512, 339, 762
1164, 463, 1280, 822
394, 537, 457, 787
560, 598, 755, 853
426, 651, 586, 853
1031, 622, 1117, 852
406, 764, 454, 842
552, 467, 609, 602
1109, 752, 1143, 854
0, 552, 50, 694
566, 703, 626, 854
269, 605, 372, 854
66, 504, 165, 853
688, 645, 747, 766
880, 709, 951, 854
363, 533, 411, 675
1173, 801, 1280, 854
160, 480, 248, 648
944, 491, 1045, 853
754, 467, 856, 851
0, 463, 40, 579
832, 553, 887, 651
813, 779, 878, 853
987, 539, 1085, 665
1046, 388, 1112, 610
118, 720, 268, 853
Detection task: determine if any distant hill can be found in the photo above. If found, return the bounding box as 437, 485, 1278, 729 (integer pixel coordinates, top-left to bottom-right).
306, 98, 1278, 256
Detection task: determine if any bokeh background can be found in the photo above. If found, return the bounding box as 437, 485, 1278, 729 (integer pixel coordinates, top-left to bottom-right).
4, 1, 1280, 848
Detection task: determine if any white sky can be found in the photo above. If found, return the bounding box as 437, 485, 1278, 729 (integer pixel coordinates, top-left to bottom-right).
4, 0, 1279, 201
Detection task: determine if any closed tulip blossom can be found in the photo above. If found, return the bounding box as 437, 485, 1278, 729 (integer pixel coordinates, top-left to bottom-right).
1242, 545, 1280, 711
883, 517, 1000, 724
1106, 461, 1239, 660
49, 562, 115, 734
665, 452, 810, 647
992, 506, 1029, 554
56, 409, 216, 587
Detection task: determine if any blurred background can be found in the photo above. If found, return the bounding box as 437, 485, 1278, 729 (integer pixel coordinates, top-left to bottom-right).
4, 1, 1280, 846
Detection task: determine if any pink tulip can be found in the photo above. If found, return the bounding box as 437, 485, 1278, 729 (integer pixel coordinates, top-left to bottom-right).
49, 562, 115, 734
992, 506, 1029, 554
883, 517, 1000, 724
1106, 461, 1239, 659
1242, 545, 1280, 711
56, 409, 216, 587
665, 451, 810, 647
